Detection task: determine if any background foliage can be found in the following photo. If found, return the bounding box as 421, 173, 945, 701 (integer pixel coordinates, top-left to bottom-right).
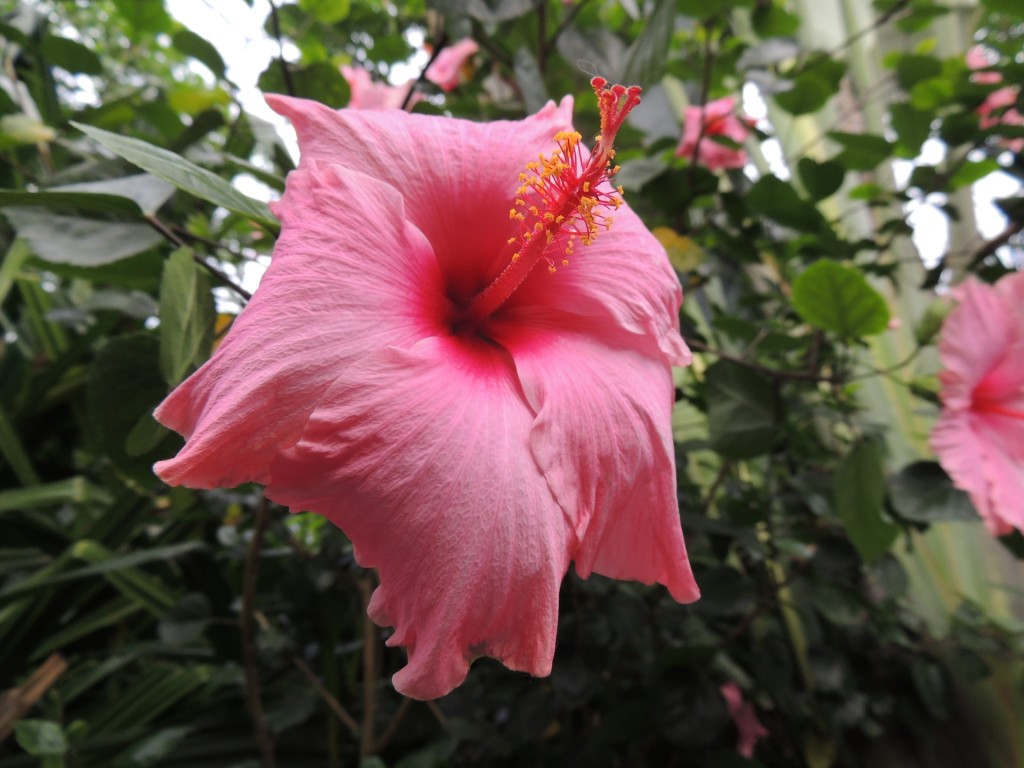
1, 0, 1022, 766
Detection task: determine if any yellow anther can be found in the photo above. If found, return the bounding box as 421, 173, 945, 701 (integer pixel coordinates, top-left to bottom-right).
512, 252, 521, 261
561, 259, 570, 266
507, 236, 517, 245
548, 264, 557, 273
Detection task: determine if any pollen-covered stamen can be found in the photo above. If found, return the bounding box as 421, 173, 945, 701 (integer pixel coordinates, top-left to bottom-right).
459, 77, 641, 329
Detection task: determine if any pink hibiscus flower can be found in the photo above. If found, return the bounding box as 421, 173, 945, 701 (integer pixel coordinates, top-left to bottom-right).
675, 97, 753, 170
720, 683, 768, 758
931, 272, 1024, 535
425, 38, 478, 92
154, 79, 700, 700
966, 46, 1024, 153
340, 65, 417, 110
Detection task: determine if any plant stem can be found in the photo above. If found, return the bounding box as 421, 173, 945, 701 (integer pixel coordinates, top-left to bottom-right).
242, 498, 276, 768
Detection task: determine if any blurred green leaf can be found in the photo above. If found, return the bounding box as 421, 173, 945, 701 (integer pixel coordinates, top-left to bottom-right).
299, 0, 350, 23
774, 58, 845, 115
705, 361, 777, 459
747, 176, 824, 230
159, 247, 215, 386
835, 438, 899, 561
797, 157, 845, 201
172, 29, 226, 79
792, 260, 890, 337
14, 719, 67, 757
888, 461, 978, 524
40, 35, 103, 75
829, 131, 893, 170
257, 60, 351, 110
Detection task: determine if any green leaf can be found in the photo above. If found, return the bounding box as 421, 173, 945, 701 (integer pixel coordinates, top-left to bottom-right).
257, 60, 351, 110
752, 4, 800, 37
111, 0, 173, 33
792, 260, 890, 337
677, 0, 754, 15
72, 122, 276, 227
835, 438, 899, 562
172, 29, 226, 79
619, 0, 674, 85
746, 176, 824, 230
797, 158, 845, 201
87, 334, 177, 474
14, 720, 67, 757
159, 247, 215, 385
0, 190, 143, 216
981, 0, 1020, 11
299, 0, 350, 23
40, 35, 103, 75
774, 58, 845, 115
0, 477, 110, 514
1, 209, 162, 266
55, 173, 175, 215
888, 461, 978, 524
894, 54, 942, 90
829, 131, 893, 170
705, 361, 777, 459
890, 102, 932, 157
950, 159, 1001, 188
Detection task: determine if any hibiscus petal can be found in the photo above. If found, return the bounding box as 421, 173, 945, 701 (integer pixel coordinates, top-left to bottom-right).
490, 309, 699, 603
266, 93, 575, 303
508, 204, 692, 366
938, 278, 1017, 410
931, 413, 1013, 536
154, 163, 447, 488
265, 336, 572, 700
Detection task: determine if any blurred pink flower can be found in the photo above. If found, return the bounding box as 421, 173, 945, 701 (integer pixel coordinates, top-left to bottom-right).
720, 683, 768, 758
675, 97, 753, 170
426, 38, 479, 92
931, 272, 1024, 535
341, 65, 416, 110
154, 80, 699, 700
966, 46, 1024, 153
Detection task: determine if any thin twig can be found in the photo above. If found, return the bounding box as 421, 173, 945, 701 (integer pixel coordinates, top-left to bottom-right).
401, 32, 449, 111
544, 0, 593, 62
146, 216, 253, 301
536, 2, 548, 75
824, 0, 911, 59
372, 697, 413, 754
686, 23, 717, 183
698, 461, 732, 515
426, 700, 449, 726
0, 654, 68, 743
241, 498, 276, 768
171, 224, 257, 262
687, 337, 838, 383
292, 655, 360, 736
967, 220, 1024, 267
267, 0, 297, 98
358, 577, 379, 758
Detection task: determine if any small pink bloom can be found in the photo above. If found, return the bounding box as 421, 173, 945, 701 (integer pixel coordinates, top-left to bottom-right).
154, 81, 699, 700
931, 272, 1024, 535
341, 65, 416, 110
720, 683, 768, 758
675, 97, 752, 170
966, 46, 1024, 153
425, 38, 479, 92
